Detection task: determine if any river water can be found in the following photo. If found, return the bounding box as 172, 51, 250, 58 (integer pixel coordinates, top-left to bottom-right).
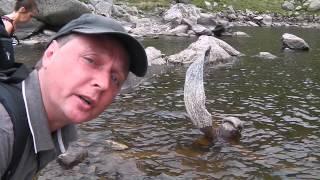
16, 27, 319, 179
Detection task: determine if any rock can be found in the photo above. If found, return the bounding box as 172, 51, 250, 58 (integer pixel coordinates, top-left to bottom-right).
0, 0, 15, 15
43, 29, 56, 36
145, 46, 166, 65
308, 0, 320, 11
105, 140, 129, 151
95, 154, 145, 178
232, 31, 250, 37
253, 52, 278, 59
20, 39, 41, 45
169, 24, 189, 35
181, 17, 197, 27
57, 146, 88, 169
204, 1, 212, 10
35, 0, 91, 27
15, 18, 45, 39
253, 16, 264, 21
281, 33, 310, 51
167, 35, 240, 64
197, 13, 217, 26
227, 14, 238, 21
282, 1, 295, 11
247, 21, 259, 26
89, 0, 113, 17
226, 5, 236, 14
214, 37, 241, 56
191, 24, 212, 36
112, 4, 130, 19
262, 15, 273, 26
163, 3, 201, 26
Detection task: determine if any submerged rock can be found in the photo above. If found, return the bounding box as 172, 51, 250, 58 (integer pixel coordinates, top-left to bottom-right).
253, 52, 278, 60
105, 140, 129, 151
232, 31, 250, 37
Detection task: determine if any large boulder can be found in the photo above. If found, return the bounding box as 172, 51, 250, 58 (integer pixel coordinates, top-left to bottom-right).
0, 0, 44, 39
145, 46, 166, 65
129, 17, 170, 36
15, 18, 45, 39
197, 13, 217, 26
89, 0, 113, 17
191, 24, 212, 36
308, 0, 320, 11
35, 0, 91, 27
282, 1, 295, 11
281, 33, 310, 51
163, 3, 201, 26
0, 0, 15, 15
168, 24, 189, 35
167, 35, 240, 64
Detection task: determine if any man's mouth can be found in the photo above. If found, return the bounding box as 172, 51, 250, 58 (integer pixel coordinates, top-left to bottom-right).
78, 95, 93, 105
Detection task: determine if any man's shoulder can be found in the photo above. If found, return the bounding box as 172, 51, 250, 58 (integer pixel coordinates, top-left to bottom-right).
0, 102, 15, 177
0, 103, 13, 133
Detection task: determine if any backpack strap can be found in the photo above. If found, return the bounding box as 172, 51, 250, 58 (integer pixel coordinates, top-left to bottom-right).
0, 18, 15, 69
0, 64, 30, 180
0, 83, 29, 180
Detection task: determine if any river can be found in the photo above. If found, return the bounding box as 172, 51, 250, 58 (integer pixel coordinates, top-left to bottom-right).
16, 27, 320, 179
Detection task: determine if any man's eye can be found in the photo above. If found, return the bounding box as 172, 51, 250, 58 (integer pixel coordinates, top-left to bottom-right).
84, 57, 95, 64
111, 73, 120, 86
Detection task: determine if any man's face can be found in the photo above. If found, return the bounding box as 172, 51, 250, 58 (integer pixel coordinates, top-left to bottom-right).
39, 35, 129, 125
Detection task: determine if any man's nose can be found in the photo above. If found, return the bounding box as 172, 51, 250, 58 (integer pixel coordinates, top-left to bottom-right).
92, 72, 109, 90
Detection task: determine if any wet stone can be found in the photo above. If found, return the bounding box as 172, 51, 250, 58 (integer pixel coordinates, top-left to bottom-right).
57, 147, 89, 169
95, 153, 145, 179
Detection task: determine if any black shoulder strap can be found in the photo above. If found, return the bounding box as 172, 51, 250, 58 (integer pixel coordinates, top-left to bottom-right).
0, 18, 8, 36
0, 64, 30, 180
0, 83, 29, 180
0, 19, 15, 69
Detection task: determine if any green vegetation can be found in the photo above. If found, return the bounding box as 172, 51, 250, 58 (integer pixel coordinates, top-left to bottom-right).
118, 0, 286, 13
112, 0, 318, 15
194, 0, 285, 13
78, 0, 89, 4
119, 0, 170, 10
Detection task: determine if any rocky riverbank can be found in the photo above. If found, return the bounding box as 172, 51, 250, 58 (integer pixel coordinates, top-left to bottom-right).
1, 0, 319, 41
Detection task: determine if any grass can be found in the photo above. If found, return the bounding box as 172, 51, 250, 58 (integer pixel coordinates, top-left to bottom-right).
109, 0, 318, 15
118, 0, 285, 13
225, 0, 283, 13
119, 0, 170, 10
193, 0, 285, 13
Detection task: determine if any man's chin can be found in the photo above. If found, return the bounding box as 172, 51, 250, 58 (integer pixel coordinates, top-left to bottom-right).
66, 112, 92, 124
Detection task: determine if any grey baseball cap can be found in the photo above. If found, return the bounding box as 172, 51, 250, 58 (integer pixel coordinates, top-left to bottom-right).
49, 13, 147, 77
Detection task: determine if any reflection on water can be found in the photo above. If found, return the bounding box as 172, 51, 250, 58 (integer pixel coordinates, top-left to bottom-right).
18, 27, 319, 179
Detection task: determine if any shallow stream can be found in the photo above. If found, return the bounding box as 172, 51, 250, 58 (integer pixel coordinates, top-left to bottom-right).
16, 27, 320, 179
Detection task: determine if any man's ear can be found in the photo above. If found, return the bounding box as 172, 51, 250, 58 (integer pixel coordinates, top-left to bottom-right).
42, 40, 59, 67
18, 7, 27, 13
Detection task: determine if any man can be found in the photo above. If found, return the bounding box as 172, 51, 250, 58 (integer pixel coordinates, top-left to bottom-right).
0, 13, 147, 179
